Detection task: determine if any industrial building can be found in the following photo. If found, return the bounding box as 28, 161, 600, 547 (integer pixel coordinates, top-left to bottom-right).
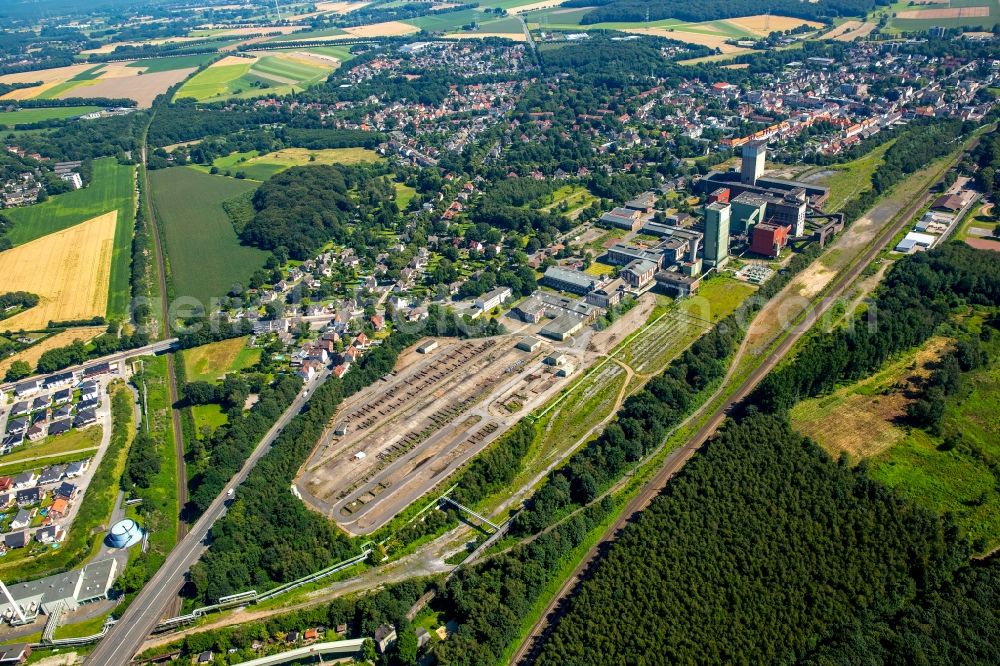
605, 243, 664, 269
0, 559, 117, 623
106, 518, 144, 549
703, 202, 731, 268
730, 191, 769, 234
750, 223, 792, 258
600, 206, 646, 231
697, 141, 829, 230
654, 270, 702, 297
542, 266, 601, 295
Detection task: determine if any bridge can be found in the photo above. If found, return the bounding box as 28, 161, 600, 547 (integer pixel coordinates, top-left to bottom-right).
440, 494, 501, 532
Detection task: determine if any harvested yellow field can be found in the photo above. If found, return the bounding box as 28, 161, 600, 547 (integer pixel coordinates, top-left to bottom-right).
445, 32, 527, 41
824, 20, 876, 41
0, 64, 96, 100
0, 63, 94, 85
624, 27, 749, 54
724, 14, 823, 36
897, 6, 989, 18
92, 62, 144, 78
0, 212, 117, 332
0, 327, 105, 378
214, 54, 261, 67
510, 0, 567, 13
344, 21, 420, 37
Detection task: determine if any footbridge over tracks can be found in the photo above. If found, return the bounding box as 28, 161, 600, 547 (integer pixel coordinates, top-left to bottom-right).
440, 494, 501, 532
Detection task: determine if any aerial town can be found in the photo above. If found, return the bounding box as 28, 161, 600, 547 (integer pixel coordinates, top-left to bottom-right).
0, 0, 999, 664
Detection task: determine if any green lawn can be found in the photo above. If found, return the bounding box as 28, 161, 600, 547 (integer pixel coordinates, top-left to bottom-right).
149, 167, 268, 305
0, 106, 101, 127
191, 403, 228, 435
0, 426, 100, 466
4, 157, 136, 318
405, 8, 486, 30
182, 336, 260, 383
305, 45, 356, 62
129, 355, 180, 582
394, 182, 417, 209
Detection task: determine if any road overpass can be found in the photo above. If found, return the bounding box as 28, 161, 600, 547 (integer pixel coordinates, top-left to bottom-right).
0, 337, 178, 394
85, 369, 330, 665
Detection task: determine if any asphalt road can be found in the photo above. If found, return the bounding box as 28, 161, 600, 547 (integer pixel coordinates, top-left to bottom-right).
510, 160, 944, 664
0, 338, 178, 395
86, 371, 328, 666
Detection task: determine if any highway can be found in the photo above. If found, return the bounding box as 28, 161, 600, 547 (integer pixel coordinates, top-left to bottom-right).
85, 370, 329, 666
509, 148, 953, 664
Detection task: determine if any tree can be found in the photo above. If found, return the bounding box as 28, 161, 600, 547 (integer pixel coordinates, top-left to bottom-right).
396, 626, 418, 665
361, 638, 378, 663
4, 360, 31, 382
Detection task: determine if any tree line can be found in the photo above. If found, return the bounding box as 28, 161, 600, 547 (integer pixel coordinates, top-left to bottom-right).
750, 243, 1000, 414
567, 0, 881, 24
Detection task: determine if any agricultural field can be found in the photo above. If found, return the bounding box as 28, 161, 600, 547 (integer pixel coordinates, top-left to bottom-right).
0, 212, 118, 332
870, 0, 999, 32
1, 62, 195, 107
523, 10, 820, 52
0, 326, 105, 377
0, 105, 101, 127
404, 9, 485, 31
4, 157, 135, 318
193, 146, 382, 180
791, 328, 1000, 552
181, 336, 260, 384
822, 19, 877, 41
0, 63, 99, 100
446, 15, 527, 39
173, 52, 337, 102
125, 53, 218, 72
149, 167, 268, 305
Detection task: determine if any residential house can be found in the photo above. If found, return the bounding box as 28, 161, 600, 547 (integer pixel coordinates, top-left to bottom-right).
16, 488, 40, 507
3, 531, 29, 550
49, 498, 70, 519
12, 471, 36, 489
35, 526, 65, 544
10, 508, 33, 530
38, 465, 65, 485
64, 460, 88, 478
26, 424, 45, 443
374, 624, 397, 654
56, 482, 77, 500
48, 420, 71, 437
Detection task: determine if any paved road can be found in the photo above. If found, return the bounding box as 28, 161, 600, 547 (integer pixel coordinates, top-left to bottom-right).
0, 339, 178, 395
86, 371, 328, 666
509, 154, 946, 664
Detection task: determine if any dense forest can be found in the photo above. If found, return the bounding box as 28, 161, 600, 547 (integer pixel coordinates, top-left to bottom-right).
567, 0, 884, 23
241, 165, 355, 260
534, 414, 972, 664
521, 244, 1000, 663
